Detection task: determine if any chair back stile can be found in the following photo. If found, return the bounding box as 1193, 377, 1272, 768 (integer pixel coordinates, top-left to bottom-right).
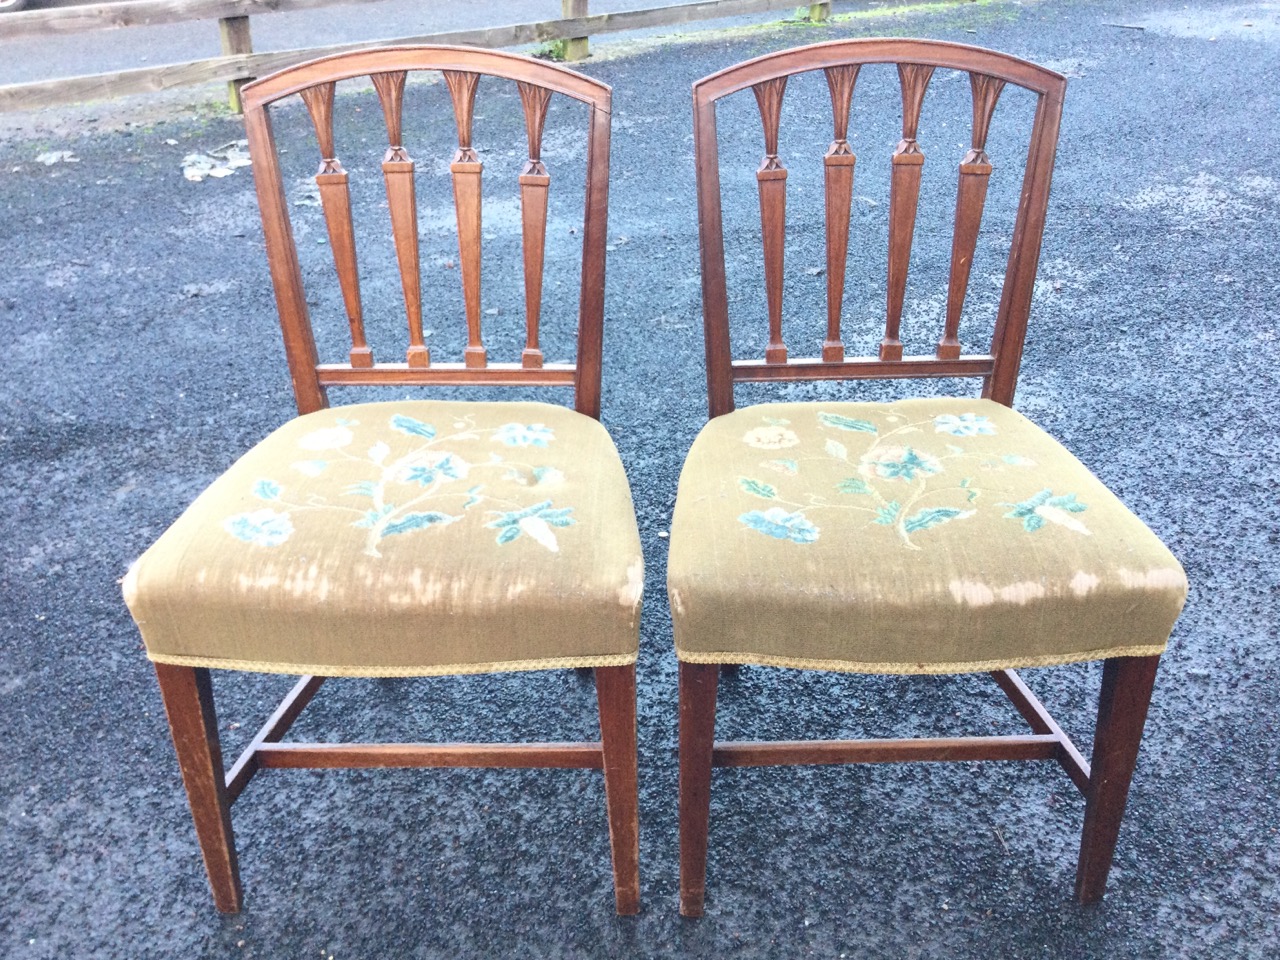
691, 39, 1066, 418
240, 46, 613, 419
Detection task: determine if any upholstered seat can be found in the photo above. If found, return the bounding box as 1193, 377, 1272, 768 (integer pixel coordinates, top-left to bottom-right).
669, 397, 1185, 673
126, 400, 642, 676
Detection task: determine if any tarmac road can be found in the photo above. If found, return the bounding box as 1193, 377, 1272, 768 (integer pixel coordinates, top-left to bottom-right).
2, 0, 1279, 957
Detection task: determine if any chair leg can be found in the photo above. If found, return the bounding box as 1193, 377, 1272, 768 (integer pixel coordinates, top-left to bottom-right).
595, 664, 640, 915
1075, 654, 1160, 904
153, 663, 243, 913
678, 661, 718, 917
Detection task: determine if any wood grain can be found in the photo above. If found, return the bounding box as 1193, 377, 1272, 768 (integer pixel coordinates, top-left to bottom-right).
518, 81, 554, 369
445, 70, 487, 368
753, 76, 789, 364
678, 662, 718, 918
822, 64, 859, 363
596, 665, 641, 915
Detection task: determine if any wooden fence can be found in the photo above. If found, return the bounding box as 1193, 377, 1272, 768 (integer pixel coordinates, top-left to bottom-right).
0, 0, 837, 113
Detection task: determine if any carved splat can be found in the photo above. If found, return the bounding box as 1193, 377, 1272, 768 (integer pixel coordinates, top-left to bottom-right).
822, 65, 860, 364
518, 81, 553, 369
444, 71, 486, 369
372, 71, 429, 368
882, 63, 935, 362
753, 77, 788, 364
939, 72, 1006, 360
300, 83, 372, 368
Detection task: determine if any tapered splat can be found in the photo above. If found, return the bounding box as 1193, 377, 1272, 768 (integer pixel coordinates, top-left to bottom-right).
883, 63, 934, 361
445, 70, 486, 368
939, 73, 1005, 359
753, 76, 789, 364
822, 65, 860, 363
372, 71, 429, 367
518, 81, 553, 369
300, 83, 372, 368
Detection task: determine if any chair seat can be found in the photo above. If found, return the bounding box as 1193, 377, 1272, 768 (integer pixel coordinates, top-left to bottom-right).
124, 400, 643, 676
668, 398, 1186, 674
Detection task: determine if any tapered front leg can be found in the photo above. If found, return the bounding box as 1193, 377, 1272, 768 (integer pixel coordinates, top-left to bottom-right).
153, 663, 242, 913
596, 664, 640, 915
1075, 655, 1160, 904
678, 661, 719, 917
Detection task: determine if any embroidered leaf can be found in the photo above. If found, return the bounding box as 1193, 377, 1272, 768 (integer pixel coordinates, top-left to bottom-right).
874, 501, 901, 526
819, 412, 877, 433
837, 477, 872, 495
1022, 514, 1045, 532
1003, 454, 1037, 467
368, 441, 390, 465
761, 458, 799, 476
391, 414, 436, 439
383, 512, 455, 536
354, 505, 395, 528
540, 507, 577, 528
496, 524, 521, 545
253, 479, 281, 501
738, 477, 778, 500
344, 481, 378, 498
825, 439, 849, 461
463, 485, 483, 509
904, 507, 973, 533
763, 417, 791, 426
946, 444, 965, 455
1047, 493, 1087, 513
1036, 505, 1092, 535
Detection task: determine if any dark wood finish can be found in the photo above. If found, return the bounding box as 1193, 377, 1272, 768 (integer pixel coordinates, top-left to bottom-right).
990, 668, 1090, 793
752, 76, 789, 364
881, 63, 932, 362
225, 674, 325, 803
939, 72, 1004, 360
300, 82, 373, 368
678, 662, 718, 917
691, 39, 1066, 414
372, 70, 430, 369
241, 46, 614, 418
822, 64, 858, 363
445, 69, 488, 369
254, 741, 605, 769
712, 734, 1060, 767
153, 664, 242, 913
518, 81, 553, 369
1075, 655, 1160, 904
596, 665, 641, 915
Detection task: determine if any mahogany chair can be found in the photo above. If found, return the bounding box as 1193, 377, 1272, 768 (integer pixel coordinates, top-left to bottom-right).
122, 47, 640, 914
671, 39, 1187, 915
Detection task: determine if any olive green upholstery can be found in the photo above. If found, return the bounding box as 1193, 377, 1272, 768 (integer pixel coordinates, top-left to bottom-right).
125, 400, 643, 676
669, 398, 1186, 673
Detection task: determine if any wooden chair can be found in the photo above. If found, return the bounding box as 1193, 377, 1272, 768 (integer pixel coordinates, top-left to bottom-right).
671, 39, 1187, 915
122, 47, 640, 915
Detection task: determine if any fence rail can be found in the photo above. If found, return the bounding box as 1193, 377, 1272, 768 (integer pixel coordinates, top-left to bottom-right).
0, 0, 836, 113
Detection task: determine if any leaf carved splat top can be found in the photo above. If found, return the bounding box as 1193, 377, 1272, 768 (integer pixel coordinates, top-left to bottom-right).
822, 65, 861, 364
444, 70, 487, 369
517, 81, 554, 369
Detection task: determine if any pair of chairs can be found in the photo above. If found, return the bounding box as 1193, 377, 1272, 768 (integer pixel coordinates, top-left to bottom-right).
122, 41, 1187, 917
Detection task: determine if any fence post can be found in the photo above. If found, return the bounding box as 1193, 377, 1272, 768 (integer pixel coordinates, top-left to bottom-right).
219, 15, 253, 113
808, 2, 831, 21
561, 0, 589, 61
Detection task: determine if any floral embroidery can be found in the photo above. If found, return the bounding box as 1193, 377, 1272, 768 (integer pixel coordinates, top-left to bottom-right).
224, 416, 578, 557
739, 507, 819, 543
734, 408, 1071, 549
492, 422, 554, 447
1003, 490, 1091, 535
933, 413, 996, 437
743, 425, 800, 449
859, 446, 943, 483
224, 509, 294, 547
485, 500, 576, 552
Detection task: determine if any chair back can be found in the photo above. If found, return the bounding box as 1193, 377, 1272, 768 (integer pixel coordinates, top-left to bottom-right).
242, 46, 612, 417
692, 39, 1066, 416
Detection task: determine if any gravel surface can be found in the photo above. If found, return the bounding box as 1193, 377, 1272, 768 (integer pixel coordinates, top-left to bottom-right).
2, 0, 1278, 957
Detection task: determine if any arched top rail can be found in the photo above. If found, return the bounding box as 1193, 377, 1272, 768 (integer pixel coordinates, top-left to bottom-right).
693, 38, 1066, 105
243, 45, 613, 112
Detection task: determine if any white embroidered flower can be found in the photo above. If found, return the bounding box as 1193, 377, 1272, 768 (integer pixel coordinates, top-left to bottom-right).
742, 425, 800, 450
933, 413, 997, 437
290, 459, 328, 477
858, 446, 943, 482
298, 426, 353, 451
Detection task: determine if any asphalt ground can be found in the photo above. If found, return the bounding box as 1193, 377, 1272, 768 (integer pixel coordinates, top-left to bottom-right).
2, 0, 1279, 956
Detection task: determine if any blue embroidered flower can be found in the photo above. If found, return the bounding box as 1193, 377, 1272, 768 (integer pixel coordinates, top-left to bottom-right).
224, 509, 294, 547
933, 413, 996, 437
485, 500, 575, 551
859, 446, 943, 483
739, 507, 819, 543
492, 423, 555, 447
403, 454, 467, 486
